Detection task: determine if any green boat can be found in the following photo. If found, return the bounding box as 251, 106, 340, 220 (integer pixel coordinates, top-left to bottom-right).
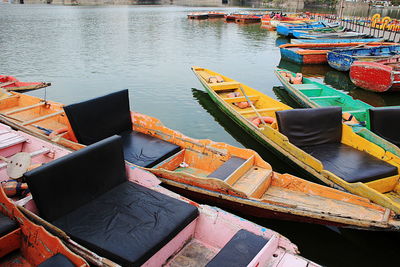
275, 68, 400, 157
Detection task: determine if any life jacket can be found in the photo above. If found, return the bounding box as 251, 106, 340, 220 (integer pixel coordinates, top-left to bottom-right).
1, 180, 29, 198
342, 112, 365, 126
249, 116, 276, 127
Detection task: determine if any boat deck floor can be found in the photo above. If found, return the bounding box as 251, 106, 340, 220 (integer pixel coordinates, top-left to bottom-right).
174, 167, 210, 177
0, 251, 32, 266
166, 238, 218, 267
263, 186, 386, 221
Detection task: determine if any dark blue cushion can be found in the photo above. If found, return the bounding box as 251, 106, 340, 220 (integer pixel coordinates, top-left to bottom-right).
38, 254, 75, 267
0, 213, 18, 237
119, 130, 181, 168
207, 157, 246, 181
206, 229, 268, 267
64, 89, 132, 145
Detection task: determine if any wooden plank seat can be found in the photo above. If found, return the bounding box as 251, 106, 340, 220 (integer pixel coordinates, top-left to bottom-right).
222, 95, 259, 103
63, 90, 181, 168
205, 229, 269, 267
209, 82, 241, 91
292, 84, 321, 90
309, 95, 342, 100
369, 107, 400, 147
37, 254, 75, 267
207, 157, 247, 181
0, 213, 18, 237
276, 107, 398, 183
239, 107, 284, 115
25, 136, 199, 266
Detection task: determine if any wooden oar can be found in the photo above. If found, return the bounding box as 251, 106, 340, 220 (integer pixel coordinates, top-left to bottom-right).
237, 85, 268, 127
18, 206, 119, 267
0, 81, 17, 87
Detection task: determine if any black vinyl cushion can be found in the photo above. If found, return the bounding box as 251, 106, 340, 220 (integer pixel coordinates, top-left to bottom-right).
25, 135, 127, 222
25, 135, 198, 266
301, 143, 398, 183
0, 213, 18, 237
276, 107, 342, 147
206, 229, 268, 267
53, 181, 198, 267
38, 254, 75, 267
369, 108, 400, 147
119, 130, 181, 168
207, 157, 246, 181
64, 89, 132, 145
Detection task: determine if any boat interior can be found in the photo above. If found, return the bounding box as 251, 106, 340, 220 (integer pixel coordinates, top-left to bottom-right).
23, 135, 297, 267
0, 123, 69, 210
193, 67, 400, 212
0, 186, 87, 266
58, 87, 399, 225
276, 69, 370, 122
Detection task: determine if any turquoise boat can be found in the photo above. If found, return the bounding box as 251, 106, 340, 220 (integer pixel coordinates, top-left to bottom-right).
275, 68, 400, 157
291, 38, 384, 44
276, 21, 338, 37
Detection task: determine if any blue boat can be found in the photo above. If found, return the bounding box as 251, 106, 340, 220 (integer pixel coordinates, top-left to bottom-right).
291, 38, 384, 44
327, 45, 400, 71
276, 21, 338, 37
292, 31, 367, 39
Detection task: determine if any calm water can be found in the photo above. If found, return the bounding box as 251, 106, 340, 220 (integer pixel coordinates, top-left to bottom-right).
1, 4, 399, 266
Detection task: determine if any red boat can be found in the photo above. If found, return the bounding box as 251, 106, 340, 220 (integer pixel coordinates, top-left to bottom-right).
350, 56, 400, 93
0, 75, 50, 92
235, 14, 261, 23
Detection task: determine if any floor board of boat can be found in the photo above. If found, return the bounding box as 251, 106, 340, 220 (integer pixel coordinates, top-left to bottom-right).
263, 186, 385, 221
174, 167, 210, 177
167, 238, 218, 267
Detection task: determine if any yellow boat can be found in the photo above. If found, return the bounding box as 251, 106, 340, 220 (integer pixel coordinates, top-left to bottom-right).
192, 66, 400, 215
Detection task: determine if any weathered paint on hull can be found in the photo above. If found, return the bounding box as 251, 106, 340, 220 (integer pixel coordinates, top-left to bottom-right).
350, 61, 400, 92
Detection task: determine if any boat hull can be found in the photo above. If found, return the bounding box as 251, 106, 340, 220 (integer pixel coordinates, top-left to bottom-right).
291, 38, 383, 44
350, 61, 400, 92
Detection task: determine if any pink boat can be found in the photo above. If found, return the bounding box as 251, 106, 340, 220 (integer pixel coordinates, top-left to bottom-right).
350, 56, 400, 93
0, 124, 319, 267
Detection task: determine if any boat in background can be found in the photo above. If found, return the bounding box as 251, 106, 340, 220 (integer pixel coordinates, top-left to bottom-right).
280, 42, 392, 65
207, 11, 226, 18
291, 38, 384, 44
293, 31, 367, 39
0, 187, 89, 266
0, 75, 50, 92
291, 26, 344, 38
350, 56, 400, 92
187, 12, 209, 19
277, 21, 339, 37
327, 45, 400, 71
274, 68, 400, 158
192, 66, 400, 216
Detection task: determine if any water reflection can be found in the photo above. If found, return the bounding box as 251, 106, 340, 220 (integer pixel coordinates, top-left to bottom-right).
278, 59, 332, 77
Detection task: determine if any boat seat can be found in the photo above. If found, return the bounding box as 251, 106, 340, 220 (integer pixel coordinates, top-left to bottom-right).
25, 136, 198, 266
64, 90, 181, 167
276, 107, 398, 183
207, 157, 246, 181
63, 89, 133, 146
301, 143, 398, 183
0, 213, 18, 237
206, 229, 268, 267
369, 107, 400, 147
119, 130, 181, 168
38, 254, 75, 267
292, 84, 321, 90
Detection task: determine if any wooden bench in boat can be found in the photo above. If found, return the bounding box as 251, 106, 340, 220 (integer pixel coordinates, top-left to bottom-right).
239, 107, 285, 115
276, 107, 398, 183
292, 84, 321, 90
222, 95, 259, 103
25, 136, 199, 266
309, 95, 342, 101
210, 81, 241, 91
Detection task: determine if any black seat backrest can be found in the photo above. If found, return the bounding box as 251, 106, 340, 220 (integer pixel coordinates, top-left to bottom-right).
64, 89, 132, 145
276, 107, 342, 147
25, 135, 127, 222
369, 107, 400, 147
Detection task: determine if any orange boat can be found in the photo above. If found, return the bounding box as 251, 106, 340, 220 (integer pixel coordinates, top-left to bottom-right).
0, 90, 399, 230
0, 186, 88, 266
0, 75, 50, 92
